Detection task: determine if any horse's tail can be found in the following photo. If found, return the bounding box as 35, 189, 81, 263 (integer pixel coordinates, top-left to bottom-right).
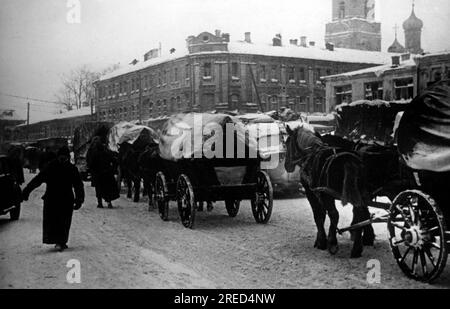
341, 159, 364, 208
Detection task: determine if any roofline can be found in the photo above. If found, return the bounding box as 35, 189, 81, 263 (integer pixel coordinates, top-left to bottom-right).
98, 50, 390, 83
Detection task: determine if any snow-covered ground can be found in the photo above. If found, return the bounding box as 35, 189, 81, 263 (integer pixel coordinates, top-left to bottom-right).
0, 172, 449, 289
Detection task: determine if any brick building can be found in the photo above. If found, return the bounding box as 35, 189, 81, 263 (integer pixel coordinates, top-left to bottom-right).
94, 30, 395, 123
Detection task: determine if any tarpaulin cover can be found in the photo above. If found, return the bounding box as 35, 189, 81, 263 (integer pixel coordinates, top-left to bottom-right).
397, 82, 450, 172
108, 122, 159, 152
158, 113, 258, 161
335, 100, 407, 144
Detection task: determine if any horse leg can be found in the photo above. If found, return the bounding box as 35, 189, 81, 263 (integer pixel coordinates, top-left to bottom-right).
133, 178, 140, 203
126, 177, 133, 199
322, 194, 339, 255
304, 185, 327, 250
142, 176, 149, 197
350, 207, 365, 258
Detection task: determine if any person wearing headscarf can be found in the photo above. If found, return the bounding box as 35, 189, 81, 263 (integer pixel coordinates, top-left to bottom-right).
86, 136, 119, 208
22, 146, 85, 252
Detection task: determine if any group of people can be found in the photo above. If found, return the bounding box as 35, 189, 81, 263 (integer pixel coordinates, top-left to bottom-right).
20, 136, 119, 252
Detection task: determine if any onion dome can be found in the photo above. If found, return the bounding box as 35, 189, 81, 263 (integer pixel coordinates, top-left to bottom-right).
388, 38, 406, 53
403, 7, 423, 30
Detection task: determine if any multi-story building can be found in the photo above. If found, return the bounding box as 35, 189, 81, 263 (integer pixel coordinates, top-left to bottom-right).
94, 30, 395, 123
323, 51, 450, 112
323, 54, 417, 111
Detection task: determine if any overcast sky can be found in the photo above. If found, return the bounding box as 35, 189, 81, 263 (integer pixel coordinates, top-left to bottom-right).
1, 0, 449, 122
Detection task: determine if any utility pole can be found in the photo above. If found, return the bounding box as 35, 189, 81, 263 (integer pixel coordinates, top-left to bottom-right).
26, 102, 30, 140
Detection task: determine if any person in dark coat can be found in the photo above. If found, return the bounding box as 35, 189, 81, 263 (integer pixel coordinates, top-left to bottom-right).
86, 136, 119, 209
7, 145, 25, 185
22, 146, 85, 252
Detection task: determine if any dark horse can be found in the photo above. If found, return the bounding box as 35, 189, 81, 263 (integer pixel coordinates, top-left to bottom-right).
118, 143, 144, 203
285, 125, 375, 258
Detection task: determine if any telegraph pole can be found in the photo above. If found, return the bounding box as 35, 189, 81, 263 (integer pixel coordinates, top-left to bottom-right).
26, 102, 30, 140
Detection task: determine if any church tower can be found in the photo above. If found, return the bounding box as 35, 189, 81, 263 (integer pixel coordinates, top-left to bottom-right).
403, 2, 423, 54
325, 0, 381, 51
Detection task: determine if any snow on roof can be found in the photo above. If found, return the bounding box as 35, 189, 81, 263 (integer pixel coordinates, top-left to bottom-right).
22, 107, 92, 125
98, 39, 397, 82
227, 41, 394, 64
322, 58, 416, 80
416, 50, 450, 59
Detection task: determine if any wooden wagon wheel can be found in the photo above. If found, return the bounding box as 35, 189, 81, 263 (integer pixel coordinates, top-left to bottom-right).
225, 200, 240, 218
388, 190, 448, 283
155, 172, 169, 221
251, 171, 273, 224
177, 174, 196, 229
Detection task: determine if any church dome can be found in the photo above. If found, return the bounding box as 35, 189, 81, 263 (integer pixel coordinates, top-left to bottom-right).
388, 38, 406, 53
403, 8, 423, 30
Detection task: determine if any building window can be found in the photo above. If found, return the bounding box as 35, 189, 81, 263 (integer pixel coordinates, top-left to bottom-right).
339, 1, 346, 19
203, 62, 212, 78
432, 69, 442, 84
394, 78, 414, 101
185, 64, 190, 79
176, 96, 182, 111
163, 69, 168, 84
288, 66, 295, 82
298, 97, 307, 112
260, 65, 267, 81
335, 85, 352, 105
230, 94, 240, 110
271, 65, 278, 81
269, 95, 278, 109
299, 67, 306, 82
231, 62, 239, 78
174, 68, 179, 82
315, 97, 324, 113
365, 82, 383, 100
315, 68, 322, 81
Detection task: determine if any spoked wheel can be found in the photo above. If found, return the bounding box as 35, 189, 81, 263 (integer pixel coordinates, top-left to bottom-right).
388, 190, 448, 283
177, 174, 196, 229
155, 172, 169, 221
225, 200, 240, 218
251, 171, 273, 224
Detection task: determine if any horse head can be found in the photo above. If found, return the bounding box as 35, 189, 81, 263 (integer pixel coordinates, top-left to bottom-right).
284, 124, 323, 173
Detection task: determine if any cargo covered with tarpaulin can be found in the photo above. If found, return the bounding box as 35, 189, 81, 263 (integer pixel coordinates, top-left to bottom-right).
158, 113, 258, 162
335, 99, 408, 144
398, 82, 450, 172
108, 122, 159, 152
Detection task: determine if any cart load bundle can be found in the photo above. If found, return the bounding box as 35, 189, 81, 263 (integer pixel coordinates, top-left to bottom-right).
397, 82, 450, 172
73, 122, 113, 177
108, 122, 159, 152
335, 99, 407, 144
158, 113, 258, 162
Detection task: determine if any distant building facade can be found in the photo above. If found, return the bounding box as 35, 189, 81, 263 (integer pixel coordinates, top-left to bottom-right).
323, 51, 450, 112
325, 0, 381, 51
416, 52, 450, 93
94, 31, 395, 123
11, 111, 93, 142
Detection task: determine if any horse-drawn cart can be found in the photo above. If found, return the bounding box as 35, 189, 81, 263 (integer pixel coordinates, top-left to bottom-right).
150, 113, 274, 229
285, 82, 450, 283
